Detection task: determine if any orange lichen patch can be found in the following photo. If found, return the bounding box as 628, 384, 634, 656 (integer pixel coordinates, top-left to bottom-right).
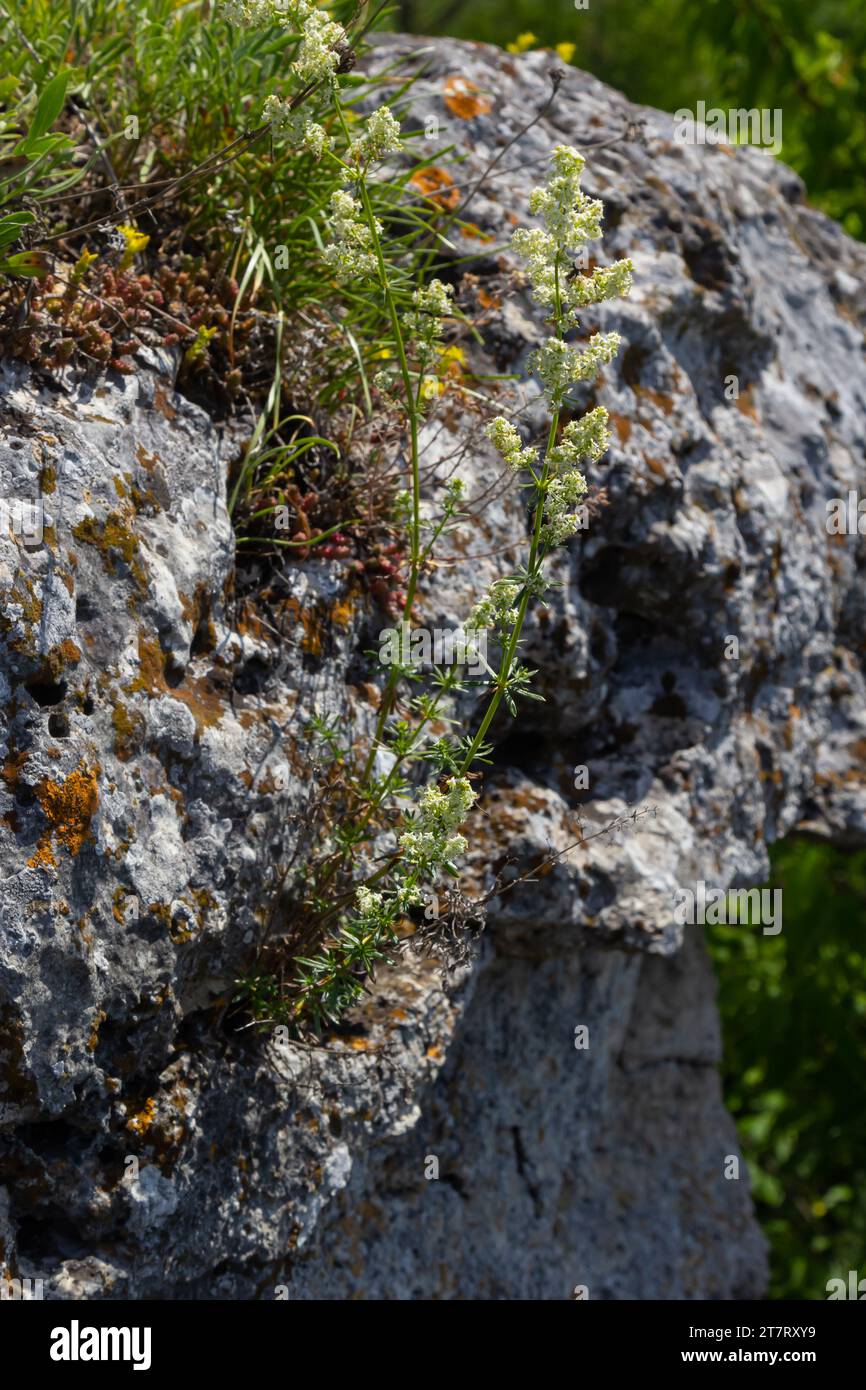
410, 165, 460, 209
460, 221, 494, 243
643, 455, 669, 480
126, 1097, 157, 1136
633, 384, 675, 415
609, 411, 632, 443
299, 606, 324, 656
152, 385, 177, 421
126, 633, 224, 732
86, 1010, 106, 1052
59, 638, 82, 665
72, 513, 142, 589
425, 1043, 443, 1060
112, 700, 145, 761
734, 385, 759, 420
2, 577, 43, 627
477, 287, 501, 310
330, 593, 355, 630
135, 445, 160, 472
27, 839, 57, 870
2, 747, 29, 791
28, 763, 99, 868
443, 75, 493, 119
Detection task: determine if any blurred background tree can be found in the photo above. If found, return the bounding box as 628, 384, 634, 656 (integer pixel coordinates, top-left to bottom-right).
398, 0, 866, 239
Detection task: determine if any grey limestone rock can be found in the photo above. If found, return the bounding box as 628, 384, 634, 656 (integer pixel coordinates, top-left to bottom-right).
1, 34, 865, 1299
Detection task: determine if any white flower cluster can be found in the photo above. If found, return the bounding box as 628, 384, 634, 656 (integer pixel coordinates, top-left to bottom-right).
399, 776, 478, 870
402, 278, 454, 353
527, 332, 621, 407
464, 577, 521, 633
355, 885, 383, 918
510, 144, 632, 403
222, 1, 345, 85
322, 189, 379, 280
541, 469, 588, 545
484, 416, 538, 471
527, 145, 599, 248
261, 96, 331, 158
347, 106, 403, 166
567, 259, 634, 310
547, 406, 611, 470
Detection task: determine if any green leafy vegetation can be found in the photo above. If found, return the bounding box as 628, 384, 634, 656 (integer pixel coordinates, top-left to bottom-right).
708, 840, 866, 1298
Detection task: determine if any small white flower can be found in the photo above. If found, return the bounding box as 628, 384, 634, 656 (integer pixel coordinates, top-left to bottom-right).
547, 407, 611, 469
541, 469, 588, 545
528, 332, 621, 406
322, 189, 379, 280
223, 2, 345, 85
349, 105, 403, 165
566, 258, 634, 313
356, 886, 383, 917
262, 97, 332, 159
484, 416, 538, 471
464, 577, 521, 633
399, 776, 478, 869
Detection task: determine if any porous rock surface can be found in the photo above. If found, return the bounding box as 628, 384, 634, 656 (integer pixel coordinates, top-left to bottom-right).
1, 35, 865, 1299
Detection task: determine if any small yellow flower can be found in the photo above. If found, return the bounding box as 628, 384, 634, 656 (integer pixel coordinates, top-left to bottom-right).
556, 43, 577, 64
183, 324, 218, 367
439, 344, 466, 368
70, 248, 98, 287
507, 32, 537, 54
117, 223, 150, 271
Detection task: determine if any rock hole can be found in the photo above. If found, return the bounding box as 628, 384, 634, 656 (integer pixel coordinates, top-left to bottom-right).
164, 656, 185, 688
75, 595, 98, 623
48, 712, 70, 738
25, 678, 67, 707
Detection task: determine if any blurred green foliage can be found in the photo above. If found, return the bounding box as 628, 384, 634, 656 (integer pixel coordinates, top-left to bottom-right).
707, 841, 866, 1299
400, 0, 866, 238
